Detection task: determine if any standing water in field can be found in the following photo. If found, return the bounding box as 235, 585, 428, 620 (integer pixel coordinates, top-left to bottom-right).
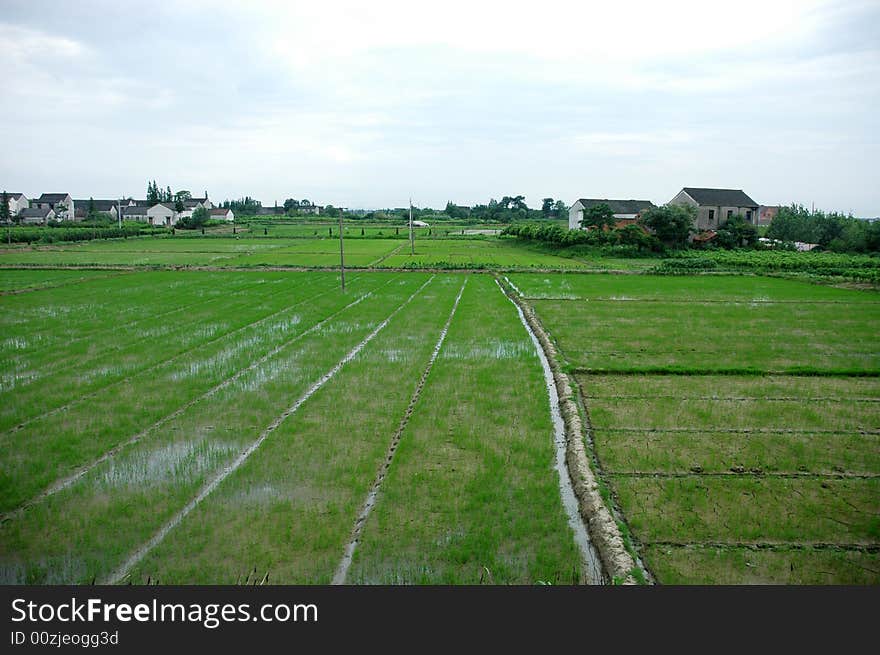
498, 280, 606, 585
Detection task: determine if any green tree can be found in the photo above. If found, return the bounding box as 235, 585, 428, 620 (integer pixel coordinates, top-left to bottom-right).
0, 191, 10, 224
283, 198, 299, 211
639, 204, 695, 248
178, 206, 209, 229
715, 214, 758, 249
147, 181, 159, 204
615, 224, 659, 252
323, 204, 339, 218
54, 200, 69, 221
87, 197, 98, 220
553, 200, 567, 219
579, 203, 616, 230
446, 201, 468, 219
541, 198, 554, 218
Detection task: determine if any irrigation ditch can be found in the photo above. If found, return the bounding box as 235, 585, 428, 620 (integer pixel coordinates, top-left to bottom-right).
495, 275, 647, 585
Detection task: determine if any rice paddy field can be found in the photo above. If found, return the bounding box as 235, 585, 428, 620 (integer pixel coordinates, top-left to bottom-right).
0, 270, 582, 584
508, 272, 880, 584
2, 254, 878, 586
0, 235, 588, 269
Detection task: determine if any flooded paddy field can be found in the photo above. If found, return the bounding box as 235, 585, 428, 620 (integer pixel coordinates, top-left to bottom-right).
0, 270, 585, 584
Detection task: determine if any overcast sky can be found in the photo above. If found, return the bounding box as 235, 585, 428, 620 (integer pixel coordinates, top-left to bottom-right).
1, 0, 878, 214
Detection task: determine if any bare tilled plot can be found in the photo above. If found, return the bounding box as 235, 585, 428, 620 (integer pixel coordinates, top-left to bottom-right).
517, 273, 880, 584
0, 273, 433, 583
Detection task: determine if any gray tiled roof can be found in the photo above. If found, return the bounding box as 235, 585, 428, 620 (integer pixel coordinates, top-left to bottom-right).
74, 199, 118, 212
682, 188, 758, 207
19, 207, 51, 218
577, 199, 656, 214
36, 193, 70, 203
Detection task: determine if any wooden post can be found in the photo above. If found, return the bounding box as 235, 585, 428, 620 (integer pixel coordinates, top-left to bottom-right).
338, 207, 345, 292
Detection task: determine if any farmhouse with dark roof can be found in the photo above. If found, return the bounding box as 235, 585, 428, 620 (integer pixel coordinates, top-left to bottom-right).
669, 187, 759, 231
568, 198, 656, 230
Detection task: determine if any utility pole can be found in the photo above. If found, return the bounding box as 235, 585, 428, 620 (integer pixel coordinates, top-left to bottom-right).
409, 197, 414, 255
338, 207, 346, 292
118, 196, 122, 229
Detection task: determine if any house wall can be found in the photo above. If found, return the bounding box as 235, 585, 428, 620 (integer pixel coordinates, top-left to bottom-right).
21, 209, 54, 224
147, 205, 176, 226
8, 196, 29, 215
568, 201, 584, 230
569, 201, 642, 230
669, 191, 756, 230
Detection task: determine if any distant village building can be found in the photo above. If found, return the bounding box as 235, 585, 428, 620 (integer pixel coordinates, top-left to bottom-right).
290, 201, 321, 215
18, 207, 55, 224
669, 187, 759, 231
34, 193, 74, 220
568, 198, 655, 230
147, 202, 178, 227
758, 205, 780, 226
5, 193, 29, 217
209, 208, 235, 222
256, 206, 284, 216
122, 205, 150, 221
73, 199, 119, 220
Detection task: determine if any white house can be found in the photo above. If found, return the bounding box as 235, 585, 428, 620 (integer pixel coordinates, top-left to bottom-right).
4, 193, 29, 217
19, 207, 55, 224
147, 202, 178, 227
569, 198, 655, 230
34, 193, 74, 221
208, 207, 235, 222
669, 187, 759, 231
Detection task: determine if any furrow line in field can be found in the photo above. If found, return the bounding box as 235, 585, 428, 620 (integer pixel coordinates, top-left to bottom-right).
2, 274, 363, 436
595, 427, 880, 435
647, 541, 880, 553
6, 273, 268, 347
608, 471, 880, 480
0, 274, 391, 523
332, 276, 468, 585
102, 275, 436, 584
523, 296, 880, 305
572, 368, 880, 377
0, 272, 131, 296
584, 395, 880, 403
367, 241, 405, 267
